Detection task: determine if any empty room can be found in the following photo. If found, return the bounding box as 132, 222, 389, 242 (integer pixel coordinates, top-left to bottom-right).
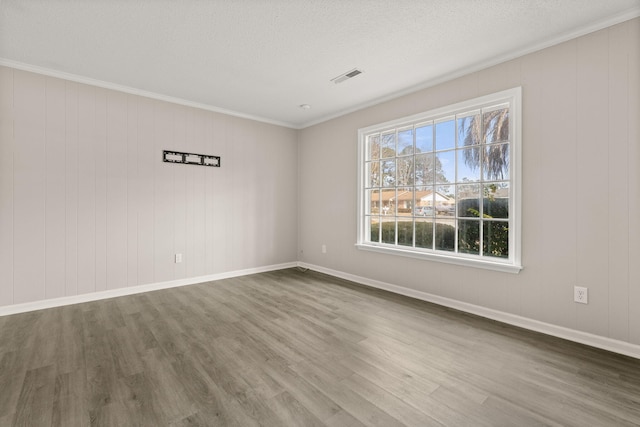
1, 1, 639, 426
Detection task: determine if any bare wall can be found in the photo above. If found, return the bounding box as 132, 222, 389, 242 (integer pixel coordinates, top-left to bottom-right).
298, 18, 640, 346
0, 66, 298, 307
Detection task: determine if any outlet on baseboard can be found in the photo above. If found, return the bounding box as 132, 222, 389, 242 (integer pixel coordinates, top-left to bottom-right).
321, 244, 327, 254
574, 286, 588, 304
175, 253, 183, 263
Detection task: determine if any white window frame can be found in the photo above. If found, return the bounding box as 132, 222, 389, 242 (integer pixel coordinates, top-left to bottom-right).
356, 87, 522, 273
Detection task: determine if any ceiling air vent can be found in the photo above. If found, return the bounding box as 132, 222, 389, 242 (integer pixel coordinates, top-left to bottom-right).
331, 68, 364, 84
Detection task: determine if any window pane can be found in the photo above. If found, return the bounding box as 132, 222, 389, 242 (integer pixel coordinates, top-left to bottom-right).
435, 151, 455, 184
380, 189, 394, 216
397, 218, 413, 247
416, 124, 433, 153
435, 185, 455, 217
366, 189, 381, 215
381, 132, 395, 158
415, 186, 434, 217
381, 217, 396, 244
435, 219, 455, 251
381, 159, 396, 187
435, 119, 455, 151
397, 157, 414, 186
367, 161, 380, 187
457, 113, 481, 148
457, 147, 481, 182
397, 128, 413, 155
415, 218, 433, 249
457, 183, 480, 218
414, 153, 434, 185
483, 220, 509, 258
458, 219, 480, 255
483, 108, 509, 144
483, 143, 509, 181
396, 187, 413, 217
368, 134, 380, 160
483, 182, 509, 219
369, 216, 380, 243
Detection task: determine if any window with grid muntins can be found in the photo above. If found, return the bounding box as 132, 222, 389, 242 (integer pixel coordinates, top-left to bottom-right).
357, 88, 522, 273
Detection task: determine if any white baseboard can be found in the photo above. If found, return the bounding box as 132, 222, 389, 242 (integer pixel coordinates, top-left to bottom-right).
0, 262, 297, 316
4, 260, 638, 360
298, 262, 640, 360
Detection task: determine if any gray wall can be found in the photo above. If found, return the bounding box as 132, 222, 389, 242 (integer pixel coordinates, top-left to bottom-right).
0, 66, 298, 306
298, 18, 640, 345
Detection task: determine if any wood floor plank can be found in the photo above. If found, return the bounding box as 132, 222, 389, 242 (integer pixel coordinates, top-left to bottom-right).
340, 373, 443, 427
169, 352, 244, 426
290, 359, 405, 427
339, 355, 485, 427
0, 268, 639, 426
116, 371, 165, 426
51, 370, 90, 427
12, 364, 56, 426
267, 390, 326, 427
324, 409, 368, 427
0, 351, 26, 421
140, 348, 198, 424
260, 363, 344, 422
54, 305, 86, 375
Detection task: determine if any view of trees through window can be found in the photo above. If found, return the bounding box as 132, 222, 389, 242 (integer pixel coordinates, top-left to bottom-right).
363, 103, 512, 259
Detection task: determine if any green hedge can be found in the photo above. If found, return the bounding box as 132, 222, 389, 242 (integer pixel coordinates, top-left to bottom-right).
457, 197, 509, 257
371, 221, 455, 250
457, 197, 508, 219
370, 203, 508, 258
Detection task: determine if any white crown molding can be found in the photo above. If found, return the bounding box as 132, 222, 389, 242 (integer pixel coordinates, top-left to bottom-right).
0, 262, 297, 316
0, 58, 298, 130
297, 262, 640, 360
298, 9, 640, 129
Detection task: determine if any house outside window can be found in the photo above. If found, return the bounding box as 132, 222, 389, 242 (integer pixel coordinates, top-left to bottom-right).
356, 88, 522, 273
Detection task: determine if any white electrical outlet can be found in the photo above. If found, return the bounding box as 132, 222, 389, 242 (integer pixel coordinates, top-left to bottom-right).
175, 253, 183, 263
321, 244, 327, 254
574, 286, 588, 304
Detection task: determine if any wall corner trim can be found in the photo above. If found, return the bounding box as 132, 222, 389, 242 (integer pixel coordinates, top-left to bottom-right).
0, 262, 297, 316
297, 262, 640, 360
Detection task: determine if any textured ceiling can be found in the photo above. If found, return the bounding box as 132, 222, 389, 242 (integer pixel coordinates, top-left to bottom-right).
1, 0, 639, 128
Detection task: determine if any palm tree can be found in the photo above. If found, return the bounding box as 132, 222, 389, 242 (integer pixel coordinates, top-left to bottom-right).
459, 109, 509, 180
458, 109, 510, 258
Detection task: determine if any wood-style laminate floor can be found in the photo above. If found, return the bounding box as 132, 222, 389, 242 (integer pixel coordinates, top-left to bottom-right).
1, 268, 639, 426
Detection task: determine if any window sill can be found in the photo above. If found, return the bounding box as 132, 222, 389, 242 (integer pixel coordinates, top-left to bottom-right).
355, 243, 522, 274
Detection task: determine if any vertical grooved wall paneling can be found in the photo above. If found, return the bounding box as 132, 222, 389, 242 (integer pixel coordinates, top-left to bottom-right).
94, 88, 108, 292
106, 91, 128, 290
13, 71, 46, 304
538, 39, 577, 330
154, 101, 174, 283
173, 105, 186, 280
0, 67, 14, 306
44, 77, 66, 299
137, 97, 155, 286
126, 94, 139, 288
0, 67, 298, 307
65, 81, 79, 297
77, 84, 97, 295
628, 19, 640, 345
575, 29, 610, 337
608, 22, 630, 342
212, 113, 230, 274
193, 110, 207, 278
